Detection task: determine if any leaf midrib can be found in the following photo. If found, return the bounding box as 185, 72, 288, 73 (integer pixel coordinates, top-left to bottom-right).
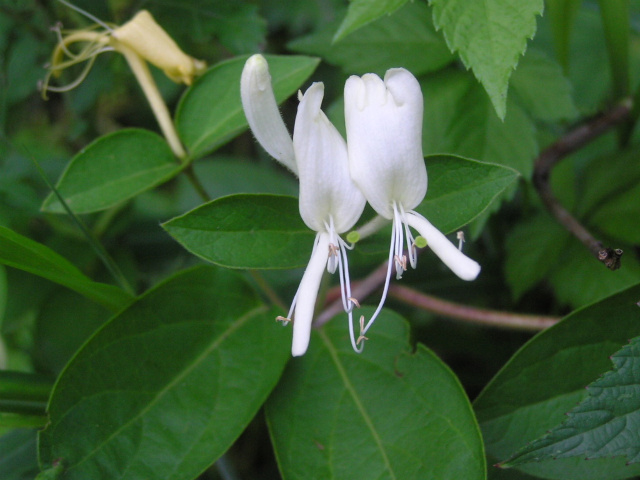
319, 330, 398, 480
63, 304, 268, 475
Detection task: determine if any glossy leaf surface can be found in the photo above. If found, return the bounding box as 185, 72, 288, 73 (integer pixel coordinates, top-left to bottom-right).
176, 55, 319, 159
267, 308, 486, 480
42, 129, 181, 214
38, 266, 290, 480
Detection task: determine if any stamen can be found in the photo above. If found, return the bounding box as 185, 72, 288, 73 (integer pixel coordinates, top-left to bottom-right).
57, 0, 114, 32
357, 315, 368, 345
457, 231, 465, 251
394, 254, 407, 276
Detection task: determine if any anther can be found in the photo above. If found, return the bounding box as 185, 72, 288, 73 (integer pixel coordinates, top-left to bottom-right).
457, 231, 465, 251
394, 254, 407, 271
348, 297, 360, 308
275, 315, 291, 324
328, 243, 339, 257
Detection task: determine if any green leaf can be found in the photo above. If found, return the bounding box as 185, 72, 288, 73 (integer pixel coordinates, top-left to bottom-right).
428, 0, 544, 119
504, 213, 570, 300
422, 69, 538, 178
548, 235, 640, 309
597, 0, 630, 100
0, 226, 132, 312
415, 155, 520, 233
589, 182, 640, 243
289, 2, 453, 76
162, 194, 316, 269
501, 335, 640, 467
474, 283, 640, 479
41, 129, 181, 214
333, 0, 408, 41
34, 290, 109, 374
267, 308, 485, 480
0, 429, 39, 480
176, 55, 320, 159
510, 49, 578, 122
38, 266, 290, 480
545, 0, 582, 72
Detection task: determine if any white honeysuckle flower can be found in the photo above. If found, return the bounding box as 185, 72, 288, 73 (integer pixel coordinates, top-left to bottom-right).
344, 68, 481, 346
240, 54, 297, 174
241, 55, 366, 356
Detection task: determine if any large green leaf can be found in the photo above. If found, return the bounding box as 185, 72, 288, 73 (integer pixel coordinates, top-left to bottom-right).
175, 55, 319, 159
501, 335, 640, 467
333, 0, 409, 41
0, 429, 39, 480
416, 155, 520, 234
0, 226, 132, 312
267, 308, 485, 480
42, 129, 181, 214
422, 70, 537, 178
162, 194, 315, 269
474, 283, 640, 479
289, 2, 453, 76
38, 266, 290, 480
510, 49, 578, 122
428, 0, 544, 119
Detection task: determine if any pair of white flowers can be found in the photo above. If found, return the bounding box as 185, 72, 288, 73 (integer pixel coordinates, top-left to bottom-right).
241, 54, 480, 357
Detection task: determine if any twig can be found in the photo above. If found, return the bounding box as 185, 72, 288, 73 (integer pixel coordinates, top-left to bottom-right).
389, 284, 559, 332
314, 261, 389, 328
532, 99, 632, 270
314, 257, 558, 332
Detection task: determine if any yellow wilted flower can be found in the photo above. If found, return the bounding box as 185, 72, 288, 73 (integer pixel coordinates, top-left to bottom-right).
41, 4, 206, 97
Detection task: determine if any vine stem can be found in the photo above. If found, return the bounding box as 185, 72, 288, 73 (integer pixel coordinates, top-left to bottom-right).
314, 257, 558, 332
388, 284, 559, 331
532, 98, 632, 270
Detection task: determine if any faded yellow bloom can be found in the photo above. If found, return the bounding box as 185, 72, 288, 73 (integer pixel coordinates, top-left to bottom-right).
112, 10, 206, 85
42, 8, 206, 97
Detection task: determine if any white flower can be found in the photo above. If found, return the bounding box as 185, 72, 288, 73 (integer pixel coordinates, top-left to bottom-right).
241, 55, 366, 356
344, 68, 481, 343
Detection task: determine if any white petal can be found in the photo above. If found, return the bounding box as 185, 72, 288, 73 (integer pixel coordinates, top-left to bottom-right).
344, 69, 426, 218
405, 212, 480, 281
292, 232, 330, 356
241, 54, 297, 174
294, 83, 366, 233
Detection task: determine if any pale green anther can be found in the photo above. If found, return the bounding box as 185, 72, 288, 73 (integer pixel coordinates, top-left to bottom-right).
414, 236, 427, 248
346, 231, 360, 244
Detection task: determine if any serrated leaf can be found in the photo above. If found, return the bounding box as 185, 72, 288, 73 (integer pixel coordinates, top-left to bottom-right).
267, 308, 485, 480
38, 266, 290, 480
502, 335, 640, 467
42, 129, 181, 214
422, 70, 537, 178
333, 0, 408, 41
175, 55, 319, 160
0, 226, 132, 312
289, 1, 453, 76
474, 283, 640, 479
510, 49, 578, 122
163, 194, 315, 269
428, 0, 544, 119
416, 155, 520, 233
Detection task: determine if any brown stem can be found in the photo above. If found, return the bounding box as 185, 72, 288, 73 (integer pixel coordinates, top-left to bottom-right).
532, 99, 632, 270
314, 257, 557, 332
389, 284, 559, 331
314, 261, 389, 328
